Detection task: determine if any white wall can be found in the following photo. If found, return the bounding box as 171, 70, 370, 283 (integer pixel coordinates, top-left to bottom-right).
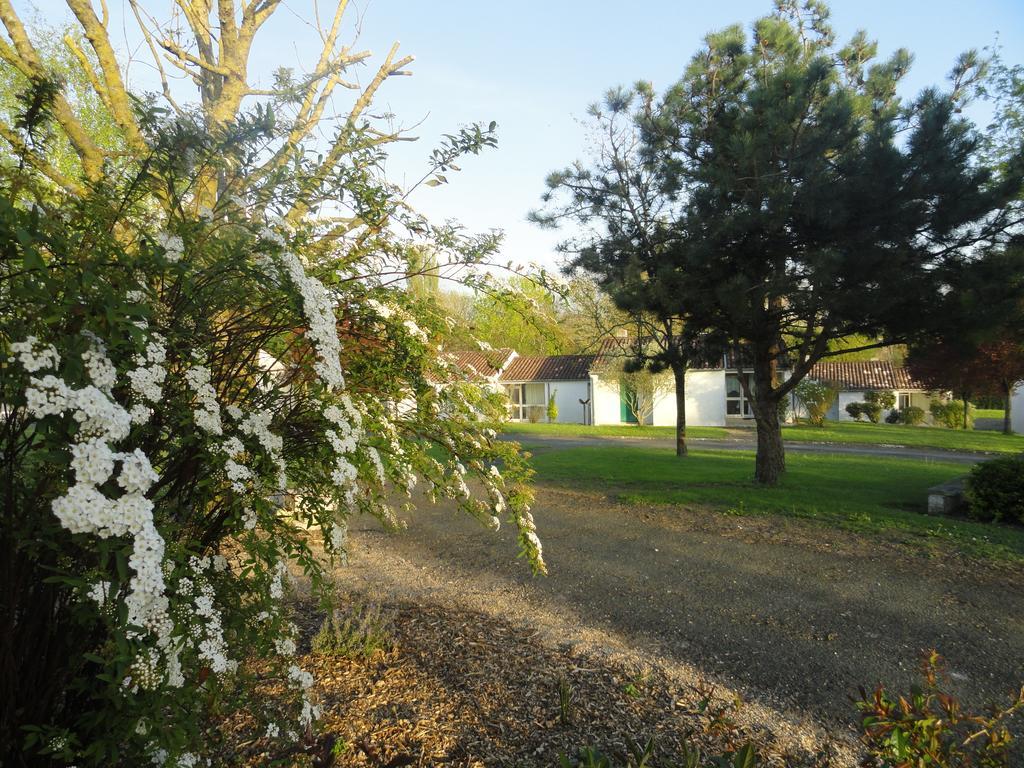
592, 370, 727, 427
1012, 382, 1023, 434
591, 374, 622, 426
548, 381, 591, 424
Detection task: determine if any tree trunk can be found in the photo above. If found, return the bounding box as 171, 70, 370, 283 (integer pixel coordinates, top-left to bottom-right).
752, 394, 785, 485
671, 362, 688, 457
750, 346, 785, 485
1004, 385, 1013, 435
962, 394, 970, 430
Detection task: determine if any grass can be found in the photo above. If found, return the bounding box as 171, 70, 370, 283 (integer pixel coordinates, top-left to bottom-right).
499, 422, 729, 440
974, 409, 1005, 420
528, 445, 1024, 563
781, 421, 1024, 454
501, 419, 1024, 454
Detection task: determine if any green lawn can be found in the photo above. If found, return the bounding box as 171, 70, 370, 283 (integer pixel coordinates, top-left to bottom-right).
781, 421, 1024, 454
500, 422, 730, 440
501, 419, 1024, 454
528, 445, 1024, 562
975, 409, 1005, 420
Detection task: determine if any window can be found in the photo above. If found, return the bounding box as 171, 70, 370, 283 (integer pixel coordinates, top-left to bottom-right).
504, 383, 547, 421
898, 392, 910, 411
725, 373, 755, 417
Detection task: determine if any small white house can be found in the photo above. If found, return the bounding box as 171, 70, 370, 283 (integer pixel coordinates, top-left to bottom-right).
807, 360, 931, 422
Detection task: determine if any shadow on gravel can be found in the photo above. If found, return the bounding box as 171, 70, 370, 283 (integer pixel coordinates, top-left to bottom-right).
341, 487, 1024, 731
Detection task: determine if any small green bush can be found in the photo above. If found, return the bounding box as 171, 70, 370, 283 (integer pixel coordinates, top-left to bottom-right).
965, 455, 1024, 524
864, 390, 896, 411
311, 602, 395, 659
856, 651, 1023, 767
847, 401, 882, 423
899, 406, 926, 426
930, 400, 974, 429
548, 391, 559, 423
794, 379, 837, 427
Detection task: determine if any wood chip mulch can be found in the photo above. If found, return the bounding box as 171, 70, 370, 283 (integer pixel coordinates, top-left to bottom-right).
212, 596, 845, 767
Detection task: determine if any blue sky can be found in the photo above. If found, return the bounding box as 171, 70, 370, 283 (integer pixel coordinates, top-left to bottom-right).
19, 0, 1024, 269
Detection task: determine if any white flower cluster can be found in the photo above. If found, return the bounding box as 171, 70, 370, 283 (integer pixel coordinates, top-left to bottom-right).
402, 318, 428, 343
82, 336, 117, 393
190, 565, 232, 674
126, 337, 167, 425
10, 336, 60, 372
184, 365, 223, 435
13, 338, 173, 658
281, 251, 345, 389
238, 408, 287, 490
288, 663, 321, 727
155, 232, 185, 263
324, 396, 364, 506
365, 297, 394, 319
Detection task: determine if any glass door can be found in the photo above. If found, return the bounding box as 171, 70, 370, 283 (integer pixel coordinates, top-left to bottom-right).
725, 373, 755, 418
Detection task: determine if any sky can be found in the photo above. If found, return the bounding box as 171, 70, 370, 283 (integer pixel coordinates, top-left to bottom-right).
17, 0, 1024, 271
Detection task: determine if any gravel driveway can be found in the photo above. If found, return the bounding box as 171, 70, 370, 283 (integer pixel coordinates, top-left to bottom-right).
337, 484, 1024, 751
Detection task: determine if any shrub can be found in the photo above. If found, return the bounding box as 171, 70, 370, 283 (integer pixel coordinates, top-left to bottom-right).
900, 406, 926, 426
965, 455, 1024, 524
856, 651, 1023, 767
2, 98, 543, 765
793, 379, 838, 427
864, 390, 896, 411
930, 400, 975, 429
311, 602, 395, 659
846, 401, 881, 423
884, 409, 901, 424
548, 391, 559, 423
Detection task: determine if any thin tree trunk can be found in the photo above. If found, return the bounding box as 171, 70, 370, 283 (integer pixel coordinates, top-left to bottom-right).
672, 362, 688, 457
963, 394, 969, 430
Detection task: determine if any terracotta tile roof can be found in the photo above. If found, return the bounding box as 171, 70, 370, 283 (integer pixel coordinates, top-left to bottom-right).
500, 354, 597, 382
447, 348, 516, 380
809, 360, 924, 391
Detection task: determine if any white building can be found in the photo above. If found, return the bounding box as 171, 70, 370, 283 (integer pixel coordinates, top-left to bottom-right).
450, 346, 934, 428
807, 361, 931, 422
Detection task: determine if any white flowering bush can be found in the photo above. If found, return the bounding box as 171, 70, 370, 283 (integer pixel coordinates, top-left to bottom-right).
1, 105, 542, 766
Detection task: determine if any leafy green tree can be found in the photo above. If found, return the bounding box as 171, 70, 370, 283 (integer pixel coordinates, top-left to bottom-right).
634, 0, 1023, 483
443, 275, 574, 355
0, 23, 123, 186
533, 88, 719, 457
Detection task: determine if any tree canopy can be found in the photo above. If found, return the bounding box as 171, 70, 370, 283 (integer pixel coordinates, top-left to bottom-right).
537, 0, 1024, 483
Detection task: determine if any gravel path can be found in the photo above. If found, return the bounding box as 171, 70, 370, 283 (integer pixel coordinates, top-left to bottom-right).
337, 485, 1024, 756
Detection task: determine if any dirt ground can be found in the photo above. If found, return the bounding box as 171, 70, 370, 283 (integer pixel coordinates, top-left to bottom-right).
334, 483, 1024, 760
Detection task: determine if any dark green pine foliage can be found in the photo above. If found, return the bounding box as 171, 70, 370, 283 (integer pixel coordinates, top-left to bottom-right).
642, 0, 1023, 484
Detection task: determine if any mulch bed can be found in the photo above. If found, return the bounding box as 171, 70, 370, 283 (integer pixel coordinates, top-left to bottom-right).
212, 595, 845, 767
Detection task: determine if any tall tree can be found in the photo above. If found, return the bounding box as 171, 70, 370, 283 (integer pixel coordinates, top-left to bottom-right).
636, 0, 1023, 484
908, 245, 1024, 433
533, 87, 715, 457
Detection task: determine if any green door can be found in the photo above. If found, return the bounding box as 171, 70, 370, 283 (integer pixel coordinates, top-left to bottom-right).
620, 385, 638, 423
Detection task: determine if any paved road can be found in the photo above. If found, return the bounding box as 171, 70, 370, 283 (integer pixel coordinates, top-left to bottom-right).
504, 432, 993, 464
341, 486, 1024, 742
